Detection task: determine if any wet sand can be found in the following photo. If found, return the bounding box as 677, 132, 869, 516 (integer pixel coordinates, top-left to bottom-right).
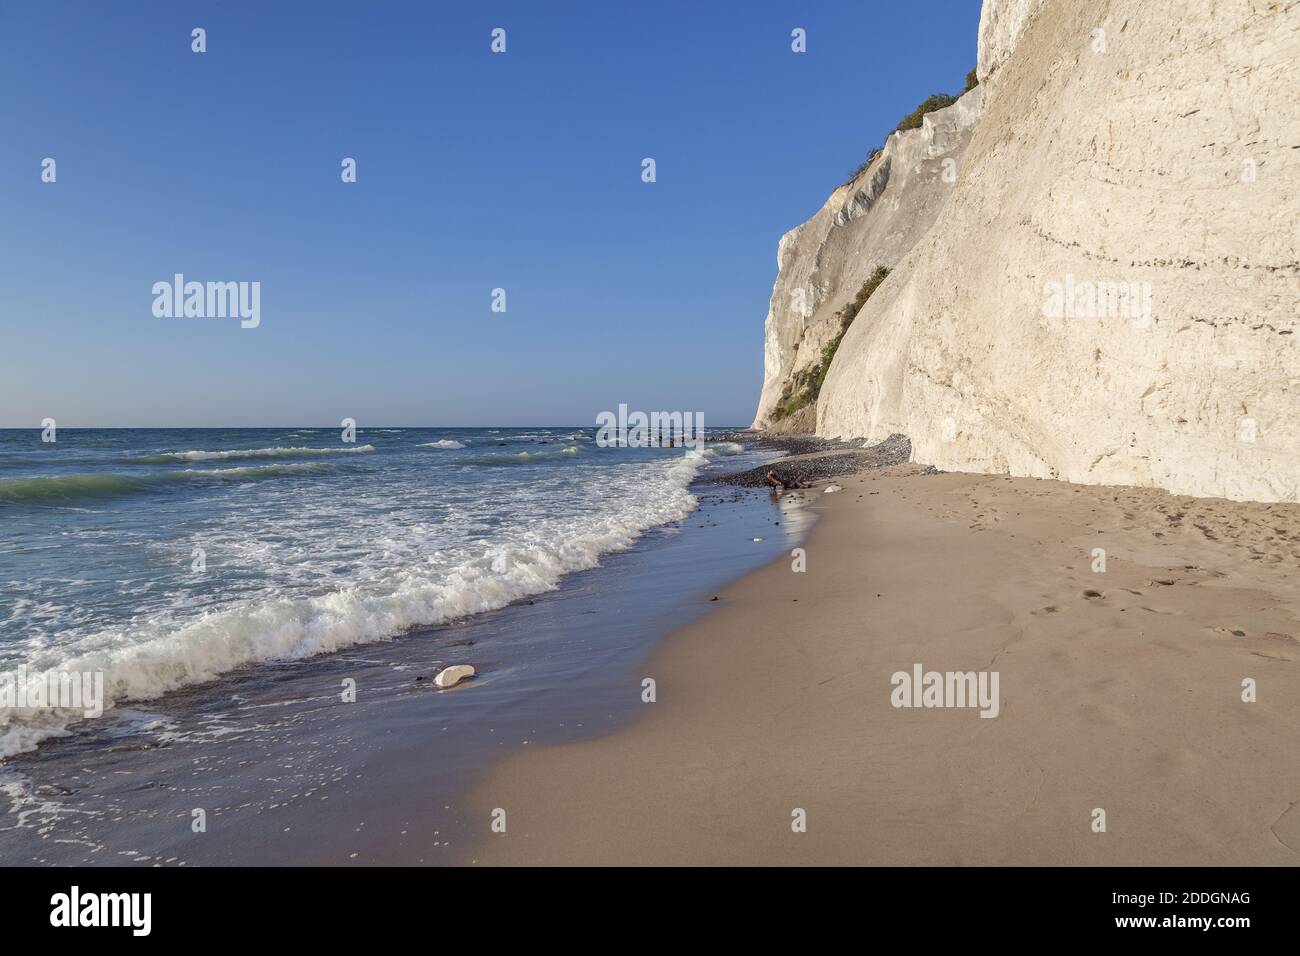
463, 465, 1300, 865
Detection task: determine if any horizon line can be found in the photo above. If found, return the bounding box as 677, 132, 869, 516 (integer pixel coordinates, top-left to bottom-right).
0, 424, 753, 430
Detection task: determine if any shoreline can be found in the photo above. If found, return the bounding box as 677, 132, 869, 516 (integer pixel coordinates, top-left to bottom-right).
6, 435, 1297, 866
462, 460, 1300, 865
0, 450, 818, 865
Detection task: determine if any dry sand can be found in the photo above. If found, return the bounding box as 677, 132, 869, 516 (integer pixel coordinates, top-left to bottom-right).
462, 466, 1300, 865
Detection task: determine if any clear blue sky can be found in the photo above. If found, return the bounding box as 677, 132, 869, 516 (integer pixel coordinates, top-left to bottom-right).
0, 0, 980, 427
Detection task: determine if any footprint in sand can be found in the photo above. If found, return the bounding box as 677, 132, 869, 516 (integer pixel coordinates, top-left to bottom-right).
1211, 626, 1248, 638
1077, 701, 1127, 728
1148, 745, 1206, 778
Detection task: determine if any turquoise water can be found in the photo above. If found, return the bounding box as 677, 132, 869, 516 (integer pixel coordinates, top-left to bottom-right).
0, 426, 749, 756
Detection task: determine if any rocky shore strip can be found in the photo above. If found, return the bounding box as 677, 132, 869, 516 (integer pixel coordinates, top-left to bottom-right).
705, 432, 913, 488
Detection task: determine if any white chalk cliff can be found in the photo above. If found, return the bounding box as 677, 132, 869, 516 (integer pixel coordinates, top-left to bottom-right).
755, 0, 1299, 503
753, 86, 985, 433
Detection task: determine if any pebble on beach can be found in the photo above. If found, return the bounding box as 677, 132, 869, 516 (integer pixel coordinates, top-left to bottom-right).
434, 664, 476, 689
700, 433, 910, 490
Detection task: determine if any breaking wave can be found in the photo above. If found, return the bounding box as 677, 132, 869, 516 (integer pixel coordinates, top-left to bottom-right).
128, 445, 376, 464
0, 452, 708, 756
0, 463, 336, 506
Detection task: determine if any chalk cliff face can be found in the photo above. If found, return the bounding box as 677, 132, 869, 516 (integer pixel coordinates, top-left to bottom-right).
757, 0, 1299, 502
752, 87, 984, 432
975, 0, 1044, 83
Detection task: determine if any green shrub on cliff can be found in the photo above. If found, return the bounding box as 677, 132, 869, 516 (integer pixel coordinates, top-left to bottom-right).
846, 265, 890, 319
771, 266, 891, 422
847, 73, 975, 185
894, 93, 958, 133
846, 147, 883, 185
773, 370, 817, 421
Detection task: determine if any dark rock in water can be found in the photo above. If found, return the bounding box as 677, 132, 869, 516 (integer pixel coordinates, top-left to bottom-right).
36, 784, 77, 796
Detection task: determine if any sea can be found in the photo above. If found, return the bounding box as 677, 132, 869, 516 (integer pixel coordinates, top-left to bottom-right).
0, 426, 772, 758
0, 425, 818, 863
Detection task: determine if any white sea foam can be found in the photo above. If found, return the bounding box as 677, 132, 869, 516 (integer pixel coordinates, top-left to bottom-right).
470, 447, 580, 464
136, 445, 376, 463
182, 463, 334, 478
417, 440, 466, 449
702, 442, 745, 458
0, 451, 708, 757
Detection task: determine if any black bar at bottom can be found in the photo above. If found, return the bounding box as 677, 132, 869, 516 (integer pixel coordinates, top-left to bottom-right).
0, 865, 1286, 941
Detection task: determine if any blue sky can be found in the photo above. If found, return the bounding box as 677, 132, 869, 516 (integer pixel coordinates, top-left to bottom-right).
0, 0, 981, 427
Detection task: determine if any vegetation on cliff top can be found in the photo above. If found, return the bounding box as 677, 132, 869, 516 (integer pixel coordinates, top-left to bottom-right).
894, 93, 958, 133
771, 265, 891, 422
845, 68, 978, 184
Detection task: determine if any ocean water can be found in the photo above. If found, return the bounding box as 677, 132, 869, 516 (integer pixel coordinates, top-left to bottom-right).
0, 427, 749, 757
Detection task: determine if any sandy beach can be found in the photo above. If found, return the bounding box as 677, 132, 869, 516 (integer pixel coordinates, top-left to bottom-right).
463, 464, 1300, 865
4, 1, 1299, 939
